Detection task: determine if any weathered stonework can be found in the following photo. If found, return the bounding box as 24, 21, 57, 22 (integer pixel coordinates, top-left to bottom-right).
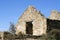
49, 10, 60, 20
0, 32, 4, 40
0, 6, 60, 40
47, 19, 60, 32
0, 32, 12, 40
15, 6, 60, 36
16, 6, 47, 36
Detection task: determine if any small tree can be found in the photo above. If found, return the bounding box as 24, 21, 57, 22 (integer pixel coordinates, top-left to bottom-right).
9, 22, 16, 34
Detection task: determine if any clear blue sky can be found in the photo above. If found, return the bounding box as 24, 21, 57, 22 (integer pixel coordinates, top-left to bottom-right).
0, 0, 60, 31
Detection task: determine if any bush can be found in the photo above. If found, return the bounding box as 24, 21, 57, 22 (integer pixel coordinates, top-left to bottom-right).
40, 34, 56, 40
48, 29, 60, 40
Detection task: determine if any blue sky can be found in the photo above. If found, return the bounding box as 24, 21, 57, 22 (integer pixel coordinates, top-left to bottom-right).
0, 0, 60, 31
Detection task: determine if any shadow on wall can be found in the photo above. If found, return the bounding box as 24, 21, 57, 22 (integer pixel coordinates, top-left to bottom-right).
47, 19, 60, 32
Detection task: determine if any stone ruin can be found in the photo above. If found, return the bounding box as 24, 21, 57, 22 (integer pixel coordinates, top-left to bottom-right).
15, 6, 60, 36
0, 6, 60, 40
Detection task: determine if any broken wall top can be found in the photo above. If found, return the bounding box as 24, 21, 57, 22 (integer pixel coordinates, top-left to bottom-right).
49, 10, 60, 20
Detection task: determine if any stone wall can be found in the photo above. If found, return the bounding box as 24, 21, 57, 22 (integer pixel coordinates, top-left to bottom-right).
49, 10, 60, 20
16, 6, 47, 36
0, 32, 13, 40
47, 19, 60, 32
0, 32, 4, 40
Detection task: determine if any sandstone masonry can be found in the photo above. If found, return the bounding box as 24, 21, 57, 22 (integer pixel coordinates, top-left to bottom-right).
15, 6, 60, 36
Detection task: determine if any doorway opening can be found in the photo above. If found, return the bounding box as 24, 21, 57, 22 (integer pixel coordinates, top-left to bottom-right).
26, 21, 33, 35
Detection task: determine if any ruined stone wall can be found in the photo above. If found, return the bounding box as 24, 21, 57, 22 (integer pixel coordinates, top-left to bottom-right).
16, 6, 47, 36
47, 19, 60, 32
0, 32, 4, 40
49, 10, 60, 20
0, 32, 3, 37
